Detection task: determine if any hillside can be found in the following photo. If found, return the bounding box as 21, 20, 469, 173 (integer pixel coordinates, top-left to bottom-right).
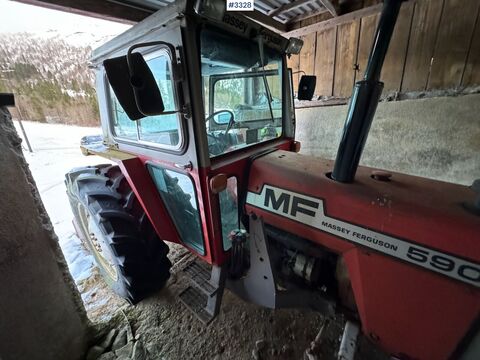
0, 33, 99, 126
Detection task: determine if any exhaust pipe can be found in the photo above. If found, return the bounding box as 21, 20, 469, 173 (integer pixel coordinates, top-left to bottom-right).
331, 0, 403, 183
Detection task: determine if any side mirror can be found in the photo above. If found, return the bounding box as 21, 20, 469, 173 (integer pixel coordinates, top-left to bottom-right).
128, 51, 164, 117
104, 41, 174, 120
298, 75, 316, 101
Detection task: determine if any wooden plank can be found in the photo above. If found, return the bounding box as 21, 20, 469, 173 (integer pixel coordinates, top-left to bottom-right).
333, 20, 359, 97
287, 54, 301, 93
290, 11, 332, 29
241, 10, 288, 32
314, 27, 336, 96
286, 3, 382, 37
402, 0, 445, 91
461, 7, 480, 86
356, 13, 379, 79
380, 1, 414, 92
289, 8, 329, 24
427, 0, 480, 89
300, 32, 317, 77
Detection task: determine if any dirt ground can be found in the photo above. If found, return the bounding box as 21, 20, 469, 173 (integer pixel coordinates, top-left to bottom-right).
87, 243, 387, 360
16, 120, 388, 360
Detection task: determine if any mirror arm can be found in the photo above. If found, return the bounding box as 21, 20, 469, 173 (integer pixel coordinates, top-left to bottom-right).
128, 41, 178, 67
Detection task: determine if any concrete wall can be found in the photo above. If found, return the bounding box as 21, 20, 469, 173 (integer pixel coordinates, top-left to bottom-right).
296, 93, 480, 186
0, 107, 89, 360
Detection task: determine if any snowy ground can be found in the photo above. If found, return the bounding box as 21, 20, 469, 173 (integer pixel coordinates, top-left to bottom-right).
13, 120, 125, 321
14, 120, 387, 359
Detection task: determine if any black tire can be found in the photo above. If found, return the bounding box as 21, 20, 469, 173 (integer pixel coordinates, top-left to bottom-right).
65, 164, 171, 304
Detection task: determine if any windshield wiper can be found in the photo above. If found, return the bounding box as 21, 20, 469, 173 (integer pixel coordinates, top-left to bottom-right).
257, 36, 275, 123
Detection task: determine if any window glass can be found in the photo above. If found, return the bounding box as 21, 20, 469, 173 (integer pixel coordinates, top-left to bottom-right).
111, 94, 137, 139
219, 177, 239, 250
148, 165, 205, 254
201, 30, 283, 157
110, 51, 180, 147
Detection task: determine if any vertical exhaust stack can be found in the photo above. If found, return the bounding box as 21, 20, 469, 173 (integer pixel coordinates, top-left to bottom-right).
331, 0, 403, 183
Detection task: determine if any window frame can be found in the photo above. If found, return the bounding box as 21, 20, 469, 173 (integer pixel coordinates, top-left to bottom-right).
106, 46, 185, 153
209, 68, 283, 124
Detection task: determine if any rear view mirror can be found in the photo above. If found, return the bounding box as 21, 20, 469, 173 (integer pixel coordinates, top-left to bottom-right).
104, 42, 173, 120
128, 52, 165, 117
298, 75, 316, 101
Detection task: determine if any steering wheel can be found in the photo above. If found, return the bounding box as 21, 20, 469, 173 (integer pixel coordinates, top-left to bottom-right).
205, 110, 235, 133
206, 110, 235, 156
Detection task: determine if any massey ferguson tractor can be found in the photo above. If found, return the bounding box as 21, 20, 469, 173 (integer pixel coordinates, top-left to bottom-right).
65, 0, 480, 358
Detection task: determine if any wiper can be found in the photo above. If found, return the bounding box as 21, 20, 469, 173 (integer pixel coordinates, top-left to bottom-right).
257, 36, 275, 122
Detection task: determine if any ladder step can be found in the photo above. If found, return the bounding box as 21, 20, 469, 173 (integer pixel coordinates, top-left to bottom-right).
183, 261, 218, 296
178, 286, 215, 324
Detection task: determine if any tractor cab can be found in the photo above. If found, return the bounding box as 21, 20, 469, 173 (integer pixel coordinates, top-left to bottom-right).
87, 0, 300, 264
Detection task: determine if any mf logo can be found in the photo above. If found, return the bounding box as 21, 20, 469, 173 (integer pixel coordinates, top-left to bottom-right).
264, 188, 319, 218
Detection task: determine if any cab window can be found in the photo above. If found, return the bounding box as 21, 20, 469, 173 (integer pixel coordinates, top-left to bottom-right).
109, 50, 181, 148
200, 29, 283, 157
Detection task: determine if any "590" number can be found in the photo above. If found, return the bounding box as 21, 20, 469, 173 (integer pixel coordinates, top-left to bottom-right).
407, 246, 480, 284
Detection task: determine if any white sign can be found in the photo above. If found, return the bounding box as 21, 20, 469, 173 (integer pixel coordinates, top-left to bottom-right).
226, 0, 254, 11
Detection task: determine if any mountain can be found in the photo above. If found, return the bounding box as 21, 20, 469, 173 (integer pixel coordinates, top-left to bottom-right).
0, 33, 100, 126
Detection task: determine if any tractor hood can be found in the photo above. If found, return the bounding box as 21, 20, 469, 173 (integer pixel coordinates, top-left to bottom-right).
245, 150, 480, 288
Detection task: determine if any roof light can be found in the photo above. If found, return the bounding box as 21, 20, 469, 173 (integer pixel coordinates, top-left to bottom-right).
286, 37, 303, 55
194, 0, 225, 21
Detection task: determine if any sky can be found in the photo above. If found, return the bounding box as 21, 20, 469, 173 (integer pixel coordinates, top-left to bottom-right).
0, 0, 131, 46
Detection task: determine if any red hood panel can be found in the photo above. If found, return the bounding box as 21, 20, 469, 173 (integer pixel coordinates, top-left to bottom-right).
246, 150, 480, 263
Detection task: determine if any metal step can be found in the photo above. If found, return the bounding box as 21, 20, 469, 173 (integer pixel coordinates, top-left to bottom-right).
179, 261, 226, 324
182, 261, 217, 296
179, 286, 215, 324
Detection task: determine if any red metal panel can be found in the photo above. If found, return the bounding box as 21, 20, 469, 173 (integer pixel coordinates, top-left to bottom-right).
345, 249, 479, 359
118, 157, 181, 244
245, 150, 480, 359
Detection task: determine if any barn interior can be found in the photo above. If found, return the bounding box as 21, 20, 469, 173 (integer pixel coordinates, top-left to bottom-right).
0, 0, 479, 359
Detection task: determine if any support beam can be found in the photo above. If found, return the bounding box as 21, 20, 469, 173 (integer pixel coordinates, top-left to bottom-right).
286, 3, 383, 37
241, 10, 288, 32
269, 0, 315, 18
12, 0, 154, 24
288, 8, 329, 24
318, 0, 338, 17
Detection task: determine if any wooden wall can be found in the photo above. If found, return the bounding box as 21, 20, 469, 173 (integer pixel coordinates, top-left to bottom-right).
286, 0, 480, 97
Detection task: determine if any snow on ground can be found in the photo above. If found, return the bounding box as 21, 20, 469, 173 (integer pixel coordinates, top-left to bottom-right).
13, 120, 124, 320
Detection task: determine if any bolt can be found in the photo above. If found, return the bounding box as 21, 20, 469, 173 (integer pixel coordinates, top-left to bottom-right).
371, 170, 392, 182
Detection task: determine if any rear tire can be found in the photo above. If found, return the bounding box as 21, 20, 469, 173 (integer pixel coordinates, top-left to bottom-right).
65, 164, 171, 304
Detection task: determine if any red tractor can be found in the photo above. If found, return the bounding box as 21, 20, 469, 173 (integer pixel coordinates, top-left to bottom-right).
66, 0, 479, 358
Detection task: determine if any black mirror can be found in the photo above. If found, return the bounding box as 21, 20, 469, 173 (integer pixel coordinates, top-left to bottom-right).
298, 75, 316, 101
104, 42, 173, 120
128, 52, 164, 117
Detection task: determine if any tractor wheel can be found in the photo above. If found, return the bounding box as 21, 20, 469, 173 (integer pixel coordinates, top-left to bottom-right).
65, 164, 171, 304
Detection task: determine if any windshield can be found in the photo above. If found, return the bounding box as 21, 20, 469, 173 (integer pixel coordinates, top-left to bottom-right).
200, 29, 283, 157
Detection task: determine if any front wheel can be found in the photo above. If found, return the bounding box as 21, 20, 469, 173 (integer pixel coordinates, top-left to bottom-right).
65, 165, 171, 304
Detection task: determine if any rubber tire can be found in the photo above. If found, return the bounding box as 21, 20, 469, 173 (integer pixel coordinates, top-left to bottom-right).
65, 164, 171, 304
